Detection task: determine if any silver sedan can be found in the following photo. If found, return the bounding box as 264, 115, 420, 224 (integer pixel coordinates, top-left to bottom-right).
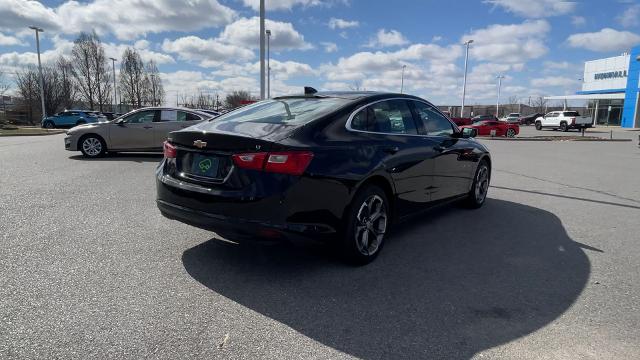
65, 107, 211, 157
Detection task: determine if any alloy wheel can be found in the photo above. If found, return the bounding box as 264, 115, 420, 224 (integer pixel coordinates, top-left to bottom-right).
474, 165, 489, 203
354, 194, 387, 256
82, 137, 102, 157
506, 129, 516, 138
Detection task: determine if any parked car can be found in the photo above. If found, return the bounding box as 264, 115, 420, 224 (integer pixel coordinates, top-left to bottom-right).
459, 120, 519, 137
518, 113, 543, 125
42, 110, 101, 129
101, 112, 118, 120
471, 114, 499, 123
156, 90, 491, 264
64, 107, 211, 157
535, 111, 592, 131
450, 117, 473, 126
502, 113, 521, 123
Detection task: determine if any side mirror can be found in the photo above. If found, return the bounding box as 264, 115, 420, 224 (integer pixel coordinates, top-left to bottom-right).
116, 120, 126, 126
461, 127, 477, 138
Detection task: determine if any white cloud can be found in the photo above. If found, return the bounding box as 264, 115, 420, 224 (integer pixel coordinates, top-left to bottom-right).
571, 16, 586, 27
161, 36, 254, 68
617, 5, 640, 28
484, 0, 576, 18
543, 61, 572, 70
241, 0, 344, 11
531, 76, 580, 88
328, 18, 359, 30
463, 20, 550, 63
567, 28, 640, 52
321, 42, 338, 53
0, 0, 237, 41
218, 17, 312, 51
0, 32, 25, 46
104, 42, 175, 65
365, 29, 409, 48
211, 60, 315, 80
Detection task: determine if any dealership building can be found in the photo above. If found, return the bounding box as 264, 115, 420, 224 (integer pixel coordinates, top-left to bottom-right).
546, 46, 640, 128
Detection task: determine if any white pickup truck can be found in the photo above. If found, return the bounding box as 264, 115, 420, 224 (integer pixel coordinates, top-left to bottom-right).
535, 111, 592, 132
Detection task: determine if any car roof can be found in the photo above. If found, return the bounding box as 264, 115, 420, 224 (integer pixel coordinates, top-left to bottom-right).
275, 91, 386, 101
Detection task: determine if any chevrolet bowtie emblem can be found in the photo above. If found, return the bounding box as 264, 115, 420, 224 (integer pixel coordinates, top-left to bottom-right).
193, 140, 207, 148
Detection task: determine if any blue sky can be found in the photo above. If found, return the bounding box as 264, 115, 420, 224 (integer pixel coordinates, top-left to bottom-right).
2, 0, 640, 105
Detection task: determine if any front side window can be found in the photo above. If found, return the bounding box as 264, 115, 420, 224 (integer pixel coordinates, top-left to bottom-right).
125, 110, 156, 124
412, 101, 454, 136
350, 100, 418, 134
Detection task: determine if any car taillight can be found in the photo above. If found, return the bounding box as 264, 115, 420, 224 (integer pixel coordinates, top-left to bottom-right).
163, 141, 177, 158
232, 151, 314, 175
570, 117, 576, 125
231, 152, 267, 171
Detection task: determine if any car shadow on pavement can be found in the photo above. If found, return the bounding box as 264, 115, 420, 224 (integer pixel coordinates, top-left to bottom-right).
181, 199, 591, 359
68, 153, 163, 163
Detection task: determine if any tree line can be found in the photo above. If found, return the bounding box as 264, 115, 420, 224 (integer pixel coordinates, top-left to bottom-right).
14, 31, 164, 123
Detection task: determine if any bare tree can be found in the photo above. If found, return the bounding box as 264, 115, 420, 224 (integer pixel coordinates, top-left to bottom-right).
71, 31, 110, 110
56, 57, 76, 110
531, 96, 548, 114
15, 66, 40, 124
144, 60, 164, 106
224, 90, 253, 109
119, 48, 145, 108
0, 70, 9, 97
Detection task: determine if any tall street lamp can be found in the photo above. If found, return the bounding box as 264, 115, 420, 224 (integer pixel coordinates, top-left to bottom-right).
266, 29, 271, 98
29, 26, 46, 120
496, 75, 505, 117
400, 64, 407, 93
259, 0, 266, 100
109, 57, 117, 112
460, 39, 473, 118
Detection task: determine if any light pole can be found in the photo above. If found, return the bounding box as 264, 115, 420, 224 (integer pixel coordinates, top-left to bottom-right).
109, 57, 117, 112
400, 64, 406, 93
461, 39, 473, 118
29, 26, 46, 120
496, 75, 505, 117
259, 0, 266, 100
266, 29, 271, 98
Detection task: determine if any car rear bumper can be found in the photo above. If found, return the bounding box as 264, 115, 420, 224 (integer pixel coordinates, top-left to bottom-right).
156, 168, 345, 244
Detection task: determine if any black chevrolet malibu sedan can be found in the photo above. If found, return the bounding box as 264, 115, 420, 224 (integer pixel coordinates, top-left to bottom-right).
156, 90, 490, 264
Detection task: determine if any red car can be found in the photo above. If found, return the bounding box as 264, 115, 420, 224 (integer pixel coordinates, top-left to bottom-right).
459, 120, 519, 137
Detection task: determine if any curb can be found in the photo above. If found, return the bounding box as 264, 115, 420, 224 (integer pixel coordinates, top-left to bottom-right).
0, 130, 66, 137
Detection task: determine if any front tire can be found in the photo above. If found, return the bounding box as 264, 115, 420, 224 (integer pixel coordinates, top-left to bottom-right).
535, 121, 542, 130
79, 135, 106, 158
341, 185, 389, 265
506, 128, 516, 138
464, 160, 490, 209
42, 121, 54, 129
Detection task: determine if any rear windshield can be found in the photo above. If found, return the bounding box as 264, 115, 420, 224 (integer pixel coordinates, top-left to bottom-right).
211, 97, 350, 125
564, 111, 580, 116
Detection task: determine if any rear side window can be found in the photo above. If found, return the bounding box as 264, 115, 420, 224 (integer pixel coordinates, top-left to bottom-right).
412, 101, 454, 136
212, 97, 350, 125
350, 100, 418, 134
563, 111, 580, 117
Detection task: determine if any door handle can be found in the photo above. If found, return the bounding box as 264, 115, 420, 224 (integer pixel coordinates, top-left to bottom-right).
382, 146, 399, 154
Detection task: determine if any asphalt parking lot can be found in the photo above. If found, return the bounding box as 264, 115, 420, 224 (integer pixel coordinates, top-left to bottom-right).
1, 133, 639, 359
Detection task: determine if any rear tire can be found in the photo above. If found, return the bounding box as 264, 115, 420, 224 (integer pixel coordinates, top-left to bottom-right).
42, 121, 55, 129
340, 185, 389, 265
535, 121, 542, 130
506, 128, 516, 138
560, 122, 568, 132
463, 159, 490, 209
79, 135, 106, 158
